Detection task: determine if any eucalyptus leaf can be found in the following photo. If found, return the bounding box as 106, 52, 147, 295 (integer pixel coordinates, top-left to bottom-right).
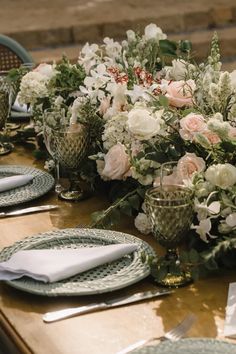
159, 40, 177, 56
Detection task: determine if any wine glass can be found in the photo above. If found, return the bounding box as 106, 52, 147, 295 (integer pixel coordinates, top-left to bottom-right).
0, 78, 13, 155
43, 122, 63, 194
52, 123, 90, 201
145, 183, 194, 287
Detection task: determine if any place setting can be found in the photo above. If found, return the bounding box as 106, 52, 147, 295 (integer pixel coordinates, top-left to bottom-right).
1, 14, 236, 354
0, 164, 55, 207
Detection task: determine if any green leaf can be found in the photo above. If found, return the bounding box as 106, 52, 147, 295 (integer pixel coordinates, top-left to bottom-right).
137, 187, 146, 199
110, 208, 121, 225
159, 95, 169, 107
120, 200, 133, 216
204, 258, 218, 271
128, 194, 141, 211
179, 251, 189, 264
179, 40, 192, 53
189, 249, 200, 263
159, 39, 177, 56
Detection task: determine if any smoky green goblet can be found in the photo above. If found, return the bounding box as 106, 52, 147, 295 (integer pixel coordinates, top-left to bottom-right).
145, 184, 194, 287
53, 123, 90, 201
0, 82, 13, 155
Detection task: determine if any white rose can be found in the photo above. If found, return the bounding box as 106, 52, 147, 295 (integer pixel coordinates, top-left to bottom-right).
134, 213, 152, 235
205, 164, 236, 189
127, 108, 162, 140
33, 63, 55, 79
126, 30, 136, 42
171, 59, 188, 80
230, 70, 236, 90
144, 24, 167, 41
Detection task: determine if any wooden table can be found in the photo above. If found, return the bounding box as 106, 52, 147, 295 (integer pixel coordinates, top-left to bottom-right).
0, 144, 236, 354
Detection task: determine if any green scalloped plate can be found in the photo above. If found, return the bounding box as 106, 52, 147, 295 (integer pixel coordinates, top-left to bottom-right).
132, 338, 236, 354
0, 228, 156, 296
0, 165, 54, 207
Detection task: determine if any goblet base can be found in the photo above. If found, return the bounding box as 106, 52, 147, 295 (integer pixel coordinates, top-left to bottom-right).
0, 142, 14, 155
58, 189, 89, 202
155, 271, 192, 288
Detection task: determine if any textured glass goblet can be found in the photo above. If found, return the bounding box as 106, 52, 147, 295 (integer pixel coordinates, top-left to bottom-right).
53, 123, 90, 201
145, 185, 194, 287
43, 123, 64, 194
0, 81, 13, 155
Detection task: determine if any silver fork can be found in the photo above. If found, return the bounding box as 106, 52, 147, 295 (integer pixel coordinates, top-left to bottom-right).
117, 313, 196, 354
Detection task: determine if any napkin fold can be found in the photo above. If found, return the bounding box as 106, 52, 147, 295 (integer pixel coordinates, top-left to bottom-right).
224, 282, 236, 338
0, 243, 138, 283
0, 175, 34, 192
12, 96, 29, 113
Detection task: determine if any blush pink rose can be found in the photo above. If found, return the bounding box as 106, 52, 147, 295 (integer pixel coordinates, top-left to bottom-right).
201, 130, 221, 145
101, 143, 131, 180
228, 127, 236, 139
165, 80, 196, 108
177, 153, 205, 181
179, 113, 207, 141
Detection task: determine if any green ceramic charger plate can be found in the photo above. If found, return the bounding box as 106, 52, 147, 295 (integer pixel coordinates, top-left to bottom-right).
0, 228, 156, 296
0, 165, 54, 207
132, 338, 236, 354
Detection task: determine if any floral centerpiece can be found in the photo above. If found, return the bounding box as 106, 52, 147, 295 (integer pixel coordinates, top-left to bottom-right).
16, 24, 236, 280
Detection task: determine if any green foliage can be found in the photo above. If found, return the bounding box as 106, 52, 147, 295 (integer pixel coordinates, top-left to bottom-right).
49, 57, 86, 100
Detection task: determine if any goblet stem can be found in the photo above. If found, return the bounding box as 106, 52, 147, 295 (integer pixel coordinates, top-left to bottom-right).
54, 160, 63, 194
157, 248, 192, 288
58, 170, 87, 202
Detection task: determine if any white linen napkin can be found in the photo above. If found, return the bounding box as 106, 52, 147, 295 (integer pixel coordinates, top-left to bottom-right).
12, 96, 29, 113
0, 243, 138, 283
224, 282, 236, 338
0, 175, 34, 192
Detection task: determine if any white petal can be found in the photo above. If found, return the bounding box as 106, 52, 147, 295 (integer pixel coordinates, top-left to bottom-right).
208, 201, 220, 214
226, 213, 236, 227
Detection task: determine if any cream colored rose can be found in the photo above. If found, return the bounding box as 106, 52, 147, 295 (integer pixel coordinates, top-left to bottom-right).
101, 143, 130, 180
127, 108, 162, 140
230, 70, 236, 90
144, 24, 167, 41
165, 80, 196, 108
177, 153, 205, 180
171, 59, 188, 80
205, 164, 236, 189
33, 63, 55, 79
179, 113, 206, 141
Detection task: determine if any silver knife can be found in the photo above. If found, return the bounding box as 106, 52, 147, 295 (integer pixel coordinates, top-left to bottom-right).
0, 205, 58, 217
43, 289, 172, 323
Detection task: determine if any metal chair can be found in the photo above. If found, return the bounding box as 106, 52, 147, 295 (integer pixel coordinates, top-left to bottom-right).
0, 34, 33, 71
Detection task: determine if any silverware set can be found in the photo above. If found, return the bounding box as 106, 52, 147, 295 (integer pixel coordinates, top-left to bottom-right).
0, 204, 58, 217
117, 313, 197, 354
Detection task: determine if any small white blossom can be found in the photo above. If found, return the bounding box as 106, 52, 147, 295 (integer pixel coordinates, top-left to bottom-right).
134, 213, 152, 234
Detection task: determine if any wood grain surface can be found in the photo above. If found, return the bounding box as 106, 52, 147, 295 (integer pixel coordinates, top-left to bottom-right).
0, 144, 236, 354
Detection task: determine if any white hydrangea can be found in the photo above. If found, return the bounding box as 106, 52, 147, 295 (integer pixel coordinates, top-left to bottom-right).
102, 112, 130, 150
18, 71, 49, 105
134, 213, 152, 234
